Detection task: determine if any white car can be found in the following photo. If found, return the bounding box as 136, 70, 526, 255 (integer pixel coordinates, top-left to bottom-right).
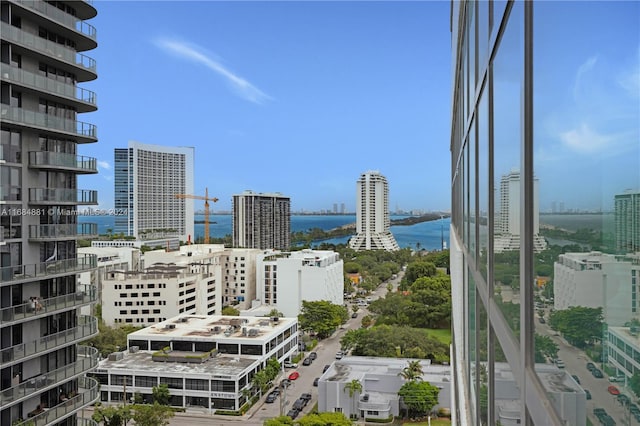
284, 361, 298, 368
335, 351, 344, 360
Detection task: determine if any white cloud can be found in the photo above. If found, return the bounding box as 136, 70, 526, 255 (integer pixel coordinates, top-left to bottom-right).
573, 56, 598, 100
617, 47, 640, 98
155, 38, 272, 104
559, 122, 615, 154
97, 160, 111, 170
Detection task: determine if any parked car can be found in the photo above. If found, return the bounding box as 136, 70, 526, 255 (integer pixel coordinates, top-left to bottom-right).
618, 394, 630, 405
554, 359, 565, 368
607, 385, 620, 395
584, 389, 591, 400
302, 357, 312, 366
286, 409, 300, 419
280, 378, 291, 388
323, 365, 330, 373
284, 361, 297, 368
301, 393, 312, 402
608, 375, 625, 382
335, 351, 344, 359
351, 312, 358, 318
292, 398, 306, 411
571, 375, 580, 384
288, 372, 300, 380
265, 392, 278, 403
538, 317, 546, 324
586, 362, 596, 371
313, 377, 320, 387
592, 368, 604, 378
309, 352, 317, 360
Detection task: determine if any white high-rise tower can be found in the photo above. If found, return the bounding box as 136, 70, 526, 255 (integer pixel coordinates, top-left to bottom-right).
349, 171, 399, 251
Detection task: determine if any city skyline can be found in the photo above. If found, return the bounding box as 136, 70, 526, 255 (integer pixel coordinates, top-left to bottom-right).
79, 1, 452, 213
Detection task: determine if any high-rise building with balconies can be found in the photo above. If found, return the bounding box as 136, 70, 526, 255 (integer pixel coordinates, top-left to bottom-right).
1, 1, 100, 424
232, 190, 290, 250
615, 190, 640, 254
349, 170, 399, 251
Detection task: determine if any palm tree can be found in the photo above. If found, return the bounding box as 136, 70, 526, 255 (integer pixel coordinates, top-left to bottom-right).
343, 379, 363, 419
398, 360, 424, 381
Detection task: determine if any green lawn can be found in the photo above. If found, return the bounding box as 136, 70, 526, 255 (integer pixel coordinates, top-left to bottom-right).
426, 328, 452, 345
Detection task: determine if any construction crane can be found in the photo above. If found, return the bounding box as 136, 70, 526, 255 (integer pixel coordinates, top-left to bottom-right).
175, 188, 219, 244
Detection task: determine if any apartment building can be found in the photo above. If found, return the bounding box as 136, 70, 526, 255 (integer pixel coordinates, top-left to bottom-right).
615, 190, 640, 254
1, 1, 100, 424
349, 170, 399, 252
450, 1, 637, 425
253, 248, 344, 317
114, 141, 194, 245
93, 314, 298, 412
232, 190, 291, 250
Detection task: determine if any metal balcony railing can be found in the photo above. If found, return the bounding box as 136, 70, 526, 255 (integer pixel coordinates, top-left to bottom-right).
2, 65, 97, 109
0, 254, 97, 284
0, 346, 99, 405
28, 223, 98, 241
1, 22, 96, 73
10, 0, 97, 42
28, 152, 97, 173
0, 287, 97, 324
12, 376, 99, 426
28, 188, 98, 205
1, 105, 97, 141
0, 315, 98, 364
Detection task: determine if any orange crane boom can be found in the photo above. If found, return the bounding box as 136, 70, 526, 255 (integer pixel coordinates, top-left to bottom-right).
175, 187, 219, 244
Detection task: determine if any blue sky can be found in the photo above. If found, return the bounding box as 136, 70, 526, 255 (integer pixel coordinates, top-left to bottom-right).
81, 1, 453, 213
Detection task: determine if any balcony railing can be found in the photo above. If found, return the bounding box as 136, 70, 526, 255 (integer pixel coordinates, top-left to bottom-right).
1, 22, 96, 74
10, 0, 97, 42
0, 254, 97, 284
28, 151, 98, 173
2, 65, 97, 110
29, 188, 98, 205
1, 105, 97, 142
0, 286, 97, 325
0, 315, 97, 364
78, 417, 100, 426
0, 346, 98, 405
28, 223, 98, 241
12, 376, 99, 426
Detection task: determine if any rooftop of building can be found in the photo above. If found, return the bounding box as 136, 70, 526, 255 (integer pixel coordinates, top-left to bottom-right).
322, 356, 451, 383
495, 363, 582, 395
609, 325, 640, 346
261, 248, 340, 264
128, 314, 296, 342
96, 350, 256, 377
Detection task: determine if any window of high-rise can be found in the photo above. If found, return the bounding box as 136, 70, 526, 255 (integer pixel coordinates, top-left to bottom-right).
450, 2, 639, 425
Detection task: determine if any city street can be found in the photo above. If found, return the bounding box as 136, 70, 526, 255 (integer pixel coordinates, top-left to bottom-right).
536, 318, 634, 425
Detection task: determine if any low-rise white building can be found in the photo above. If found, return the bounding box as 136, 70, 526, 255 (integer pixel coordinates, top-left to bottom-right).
554, 251, 640, 326
93, 314, 298, 412
317, 357, 451, 420
608, 325, 640, 382
253, 249, 344, 317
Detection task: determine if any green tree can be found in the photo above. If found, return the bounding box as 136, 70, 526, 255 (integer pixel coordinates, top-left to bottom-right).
263, 416, 294, 426
630, 371, 640, 398
222, 306, 240, 316
92, 404, 131, 426
266, 308, 283, 318
399, 360, 424, 381
360, 315, 373, 328
404, 261, 437, 284
152, 384, 170, 405
344, 262, 361, 273
534, 334, 559, 363
549, 306, 603, 348
130, 403, 174, 426
298, 300, 348, 339
296, 412, 353, 425
343, 379, 363, 419
251, 370, 270, 398
398, 380, 440, 418
265, 357, 281, 381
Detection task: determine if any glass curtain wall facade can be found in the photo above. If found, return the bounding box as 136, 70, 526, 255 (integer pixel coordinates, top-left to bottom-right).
450, 1, 639, 425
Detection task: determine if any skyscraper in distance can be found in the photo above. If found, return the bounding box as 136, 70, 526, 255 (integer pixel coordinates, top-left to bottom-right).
1, 1, 100, 424
349, 170, 399, 251
615, 190, 640, 254
114, 141, 194, 243
232, 190, 291, 250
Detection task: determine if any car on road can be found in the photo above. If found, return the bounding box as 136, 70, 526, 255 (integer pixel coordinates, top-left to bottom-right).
335, 351, 344, 359
571, 375, 580, 384
366, 296, 372, 302
607, 385, 620, 395
280, 378, 291, 388
313, 377, 320, 386
617, 394, 630, 405
309, 352, 317, 360
584, 389, 591, 400
554, 359, 565, 368
538, 317, 546, 324
586, 362, 596, 371
301, 393, 312, 402
608, 375, 625, 382
288, 371, 300, 380
592, 368, 604, 378
292, 398, 306, 410
351, 312, 358, 318
286, 409, 300, 419
265, 392, 278, 403
302, 357, 312, 366
323, 364, 330, 373
284, 361, 297, 368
